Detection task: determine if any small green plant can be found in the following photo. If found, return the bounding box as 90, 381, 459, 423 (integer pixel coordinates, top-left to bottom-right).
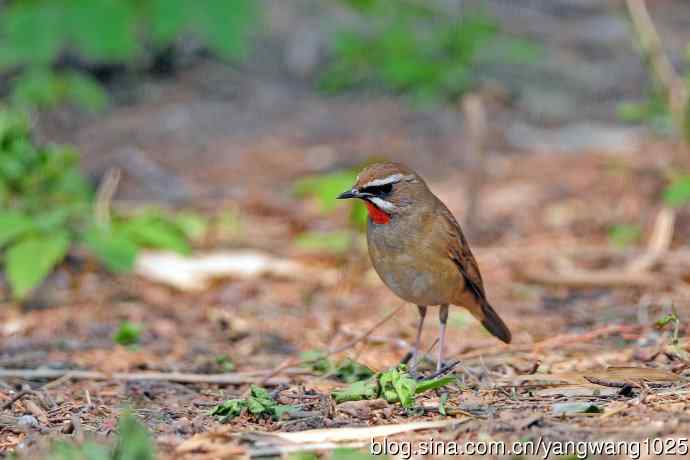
664, 174, 690, 208
0, 110, 202, 300
656, 308, 681, 346
215, 354, 236, 372
608, 224, 642, 248
301, 350, 375, 383
211, 385, 296, 422
0, 0, 259, 110
331, 365, 455, 409
321, 0, 537, 104
113, 321, 142, 346
48, 413, 154, 460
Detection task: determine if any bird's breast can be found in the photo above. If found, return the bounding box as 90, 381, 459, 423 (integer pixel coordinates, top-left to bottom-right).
367, 219, 461, 305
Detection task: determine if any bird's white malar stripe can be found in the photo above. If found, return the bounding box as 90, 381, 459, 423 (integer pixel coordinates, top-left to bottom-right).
369, 196, 396, 212
362, 173, 414, 188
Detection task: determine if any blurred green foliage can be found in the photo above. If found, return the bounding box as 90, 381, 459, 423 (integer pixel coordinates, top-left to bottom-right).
113, 321, 142, 346
0, 111, 202, 300
293, 169, 368, 230
664, 174, 690, 208
294, 230, 358, 254
321, 0, 538, 104
301, 350, 375, 383
0, 0, 259, 110
619, 44, 690, 142
48, 413, 154, 460
608, 224, 642, 248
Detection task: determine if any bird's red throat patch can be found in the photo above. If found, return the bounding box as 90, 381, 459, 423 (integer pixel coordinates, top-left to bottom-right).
364, 200, 391, 224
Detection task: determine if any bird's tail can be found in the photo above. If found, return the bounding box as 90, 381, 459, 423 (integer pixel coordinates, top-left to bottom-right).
478, 300, 512, 343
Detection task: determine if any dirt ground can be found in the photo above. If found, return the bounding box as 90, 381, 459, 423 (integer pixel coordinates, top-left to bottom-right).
2, 134, 690, 457
3, 1, 690, 457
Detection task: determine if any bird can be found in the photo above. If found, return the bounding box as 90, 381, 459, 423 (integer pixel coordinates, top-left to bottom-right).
337, 162, 511, 374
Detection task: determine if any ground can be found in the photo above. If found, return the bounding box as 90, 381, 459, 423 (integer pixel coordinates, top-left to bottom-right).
2, 137, 689, 457
3, 1, 690, 457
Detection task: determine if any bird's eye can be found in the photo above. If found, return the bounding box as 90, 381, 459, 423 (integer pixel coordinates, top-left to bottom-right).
362, 183, 393, 195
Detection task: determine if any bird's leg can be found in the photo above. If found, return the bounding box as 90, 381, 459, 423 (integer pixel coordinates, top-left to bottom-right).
410, 305, 427, 375
437, 304, 449, 372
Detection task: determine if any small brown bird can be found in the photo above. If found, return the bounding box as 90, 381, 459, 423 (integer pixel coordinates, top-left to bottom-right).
337, 162, 511, 374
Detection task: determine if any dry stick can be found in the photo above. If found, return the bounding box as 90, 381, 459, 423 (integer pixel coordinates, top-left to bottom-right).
0, 369, 306, 386
461, 94, 488, 234
626, 206, 676, 273
255, 305, 405, 389
625, 0, 688, 135
0, 389, 31, 411
94, 167, 122, 228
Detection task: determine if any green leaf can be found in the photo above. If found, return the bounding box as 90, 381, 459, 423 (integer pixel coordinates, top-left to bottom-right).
171, 212, 208, 241
0, 210, 33, 247
113, 413, 155, 460
83, 227, 139, 273
656, 313, 679, 328
149, 0, 189, 44
332, 379, 379, 403
118, 216, 190, 254
113, 321, 142, 346
608, 224, 642, 248
379, 367, 416, 408
0, 4, 64, 68
63, 72, 109, 112
438, 392, 449, 416
65, 0, 139, 61
6, 231, 71, 299
211, 385, 294, 421
334, 358, 375, 383
10, 69, 107, 111
301, 350, 335, 374
415, 375, 456, 393
664, 175, 690, 207
210, 399, 246, 420
193, 0, 258, 60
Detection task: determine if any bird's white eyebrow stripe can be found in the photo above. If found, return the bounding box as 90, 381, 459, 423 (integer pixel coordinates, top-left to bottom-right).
362, 173, 414, 188
369, 196, 396, 211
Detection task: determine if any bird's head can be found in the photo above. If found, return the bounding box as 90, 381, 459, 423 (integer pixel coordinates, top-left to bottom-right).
337, 162, 428, 224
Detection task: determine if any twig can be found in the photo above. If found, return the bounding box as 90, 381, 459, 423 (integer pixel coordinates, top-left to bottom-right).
0, 389, 31, 411
94, 167, 122, 228
626, 206, 676, 272
0, 369, 307, 386
461, 94, 488, 233
625, 0, 688, 137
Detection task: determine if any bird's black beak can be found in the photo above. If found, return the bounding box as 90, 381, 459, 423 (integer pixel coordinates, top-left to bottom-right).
337, 189, 358, 200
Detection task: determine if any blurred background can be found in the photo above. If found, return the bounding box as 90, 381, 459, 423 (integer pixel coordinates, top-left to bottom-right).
2, 0, 690, 455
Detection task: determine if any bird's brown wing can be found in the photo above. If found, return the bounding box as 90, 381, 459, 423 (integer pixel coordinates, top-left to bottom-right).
438, 205, 487, 302
439, 203, 512, 343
